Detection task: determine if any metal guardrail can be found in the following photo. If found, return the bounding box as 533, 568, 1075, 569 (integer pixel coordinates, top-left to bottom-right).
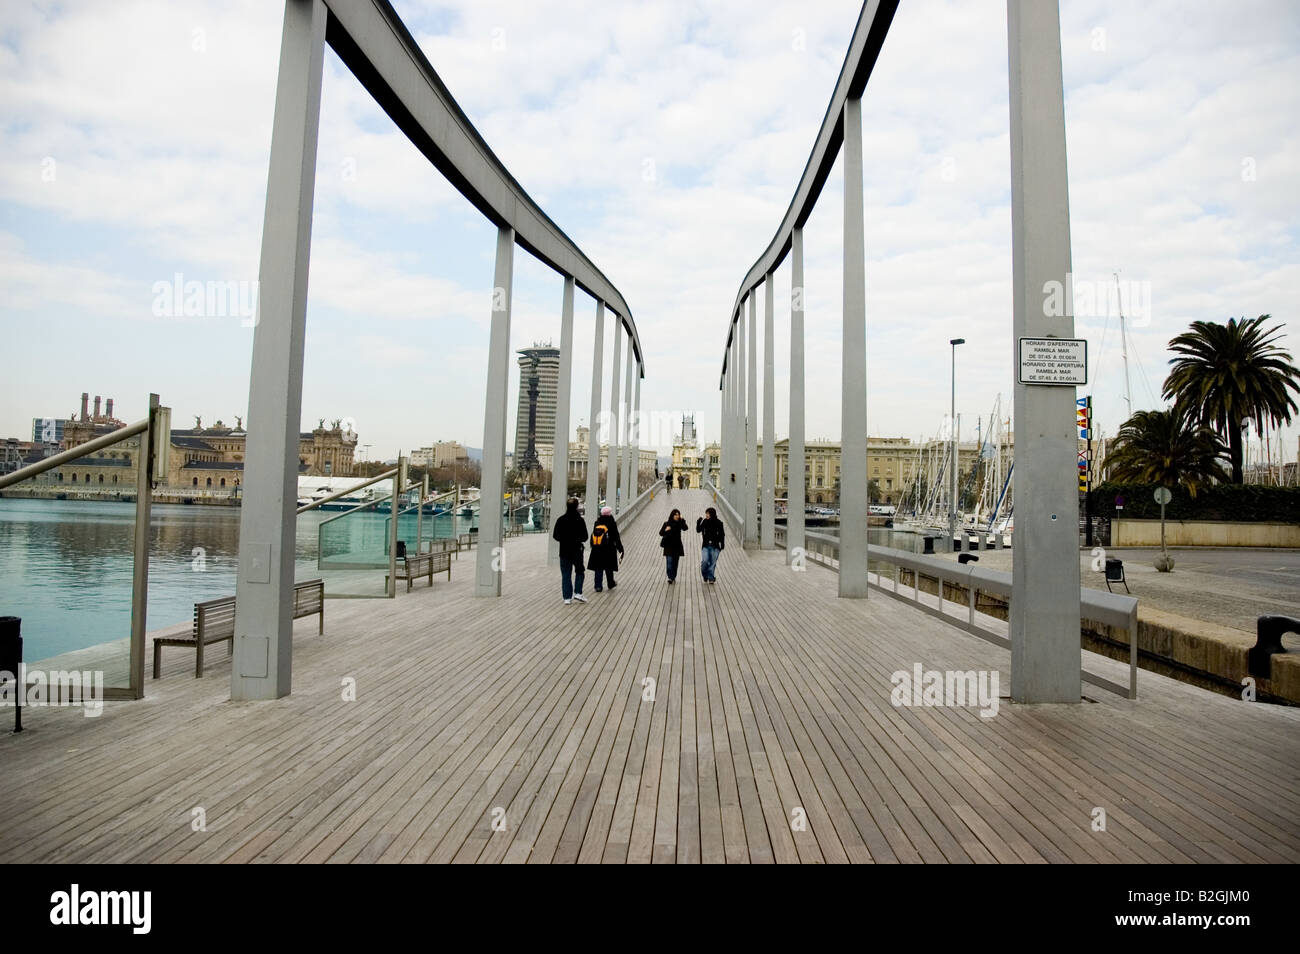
703, 478, 743, 536
772, 525, 1139, 700
0, 394, 166, 700
328, 0, 645, 368
618, 482, 658, 528
716, 0, 899, 385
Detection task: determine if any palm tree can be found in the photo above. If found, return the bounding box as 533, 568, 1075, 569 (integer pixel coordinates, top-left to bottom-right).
1105, 408, 1229, 571
1103, 407, 1229, 496
1162, 316, 1300, 483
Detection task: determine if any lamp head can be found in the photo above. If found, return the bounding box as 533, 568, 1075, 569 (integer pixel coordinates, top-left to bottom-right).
950, 337, 966, 346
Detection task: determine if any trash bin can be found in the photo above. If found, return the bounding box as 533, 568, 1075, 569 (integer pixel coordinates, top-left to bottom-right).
0, 616, 22, 733
396, 540, 407, 560
922, 536, 935, 555
1105, 558, 1123, 582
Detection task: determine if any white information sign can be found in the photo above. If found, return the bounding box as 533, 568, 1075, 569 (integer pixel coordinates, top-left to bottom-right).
1018, 337, 1087, 385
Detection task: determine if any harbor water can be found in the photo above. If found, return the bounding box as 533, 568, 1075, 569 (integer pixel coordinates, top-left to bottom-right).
0, 498, 477, 665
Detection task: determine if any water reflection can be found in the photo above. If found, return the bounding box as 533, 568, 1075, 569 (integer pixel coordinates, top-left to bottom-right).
0, 499, 326, 663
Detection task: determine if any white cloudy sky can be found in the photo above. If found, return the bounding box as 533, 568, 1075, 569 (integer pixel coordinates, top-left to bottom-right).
1, 0, 1297, 465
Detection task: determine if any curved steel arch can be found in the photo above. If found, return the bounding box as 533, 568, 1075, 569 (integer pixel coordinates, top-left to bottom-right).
718, 0, 898, 384
325, 0, 644, 374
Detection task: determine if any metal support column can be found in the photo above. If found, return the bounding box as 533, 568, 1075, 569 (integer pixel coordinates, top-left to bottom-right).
475, 226, 515, 596
632, 367, 641, 498
839, 96, 869, 598
736, 303, 747, 538
1008, 0, 1081, 701
129, 393, 159, 698
232, 0, 326, 700
620, 339, 634, 511
585, 301, 605, 515
761, 272, 776, 549
745, 293, 758, 547
788, 228, 806, 565
548, 276, 575, 565
606, 319, 622, 511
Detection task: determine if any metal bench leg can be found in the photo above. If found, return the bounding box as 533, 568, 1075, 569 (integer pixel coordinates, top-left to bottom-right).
196, 638, 204, 678
319, 607, 324, 636
153, 641, 161, 679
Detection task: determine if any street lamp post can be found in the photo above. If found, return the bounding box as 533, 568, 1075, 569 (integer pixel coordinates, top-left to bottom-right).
949, 337, 965, 550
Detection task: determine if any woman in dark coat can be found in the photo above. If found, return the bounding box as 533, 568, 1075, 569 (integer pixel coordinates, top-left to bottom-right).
659, 508, 688, 583
587, 505, 624, 592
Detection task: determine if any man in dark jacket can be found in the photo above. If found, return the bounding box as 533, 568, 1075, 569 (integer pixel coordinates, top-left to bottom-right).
696, 507, 725, 583
587, 505, 625, 592
551, 497, 588, 604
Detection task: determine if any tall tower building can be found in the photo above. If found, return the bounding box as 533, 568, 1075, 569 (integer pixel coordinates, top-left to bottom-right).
514, 344, 560, 469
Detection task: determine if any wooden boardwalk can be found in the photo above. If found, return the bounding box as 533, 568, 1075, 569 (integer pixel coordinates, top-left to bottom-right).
2, 488, 1298, 863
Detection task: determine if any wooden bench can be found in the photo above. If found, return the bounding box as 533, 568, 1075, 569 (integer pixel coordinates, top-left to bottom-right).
386, 551, 451, 592
425, 537, 460, 560
153, 578, 325, 679
458, 532, 475, 550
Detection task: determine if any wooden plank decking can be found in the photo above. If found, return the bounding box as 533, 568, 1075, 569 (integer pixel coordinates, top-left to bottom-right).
1, 489, 1297, 863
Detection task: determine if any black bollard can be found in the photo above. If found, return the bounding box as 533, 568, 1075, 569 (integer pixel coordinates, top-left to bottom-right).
0, 616, 21, 733
1248, 615, 1300, 680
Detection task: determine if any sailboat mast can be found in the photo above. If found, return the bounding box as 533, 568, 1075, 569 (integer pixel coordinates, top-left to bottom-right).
1115, 271, 1133, 419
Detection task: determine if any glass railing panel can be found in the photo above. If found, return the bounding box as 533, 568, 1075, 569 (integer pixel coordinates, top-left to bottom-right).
315, 496, 394, 598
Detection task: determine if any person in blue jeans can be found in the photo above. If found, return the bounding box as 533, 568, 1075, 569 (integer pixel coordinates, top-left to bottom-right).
696, 507, 725, 583
659, 508, 688, 583
551, 496, 588, 604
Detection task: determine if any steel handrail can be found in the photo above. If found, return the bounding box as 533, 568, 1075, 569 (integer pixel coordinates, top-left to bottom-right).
0, 418, 147, 490
703, 477, 743, 534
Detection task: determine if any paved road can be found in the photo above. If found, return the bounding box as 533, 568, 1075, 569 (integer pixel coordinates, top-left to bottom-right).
1103, 546, 1300, 589
939, 546, 1300, 633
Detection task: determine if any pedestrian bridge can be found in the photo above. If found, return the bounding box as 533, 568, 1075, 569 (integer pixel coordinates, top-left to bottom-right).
3, 489, 1296, 864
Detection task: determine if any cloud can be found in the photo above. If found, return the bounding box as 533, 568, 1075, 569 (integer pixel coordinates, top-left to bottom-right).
0, 0, 1297, 461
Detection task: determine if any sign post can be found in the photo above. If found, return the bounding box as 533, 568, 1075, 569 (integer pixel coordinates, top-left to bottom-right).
1154, 486, 1173, 572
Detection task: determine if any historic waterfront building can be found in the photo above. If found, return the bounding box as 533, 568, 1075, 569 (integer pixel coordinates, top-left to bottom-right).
669, 415, 719, 489
18, 393, 357, 499
756, 436, 983, 506
565, 424, 657, 487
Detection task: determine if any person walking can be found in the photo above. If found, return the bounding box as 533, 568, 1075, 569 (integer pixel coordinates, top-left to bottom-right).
659, 508, 688, 583
587, 505, 624, 592
696, 507, 725, 584
665, 470, 673, 494
551, 496, 588, 604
